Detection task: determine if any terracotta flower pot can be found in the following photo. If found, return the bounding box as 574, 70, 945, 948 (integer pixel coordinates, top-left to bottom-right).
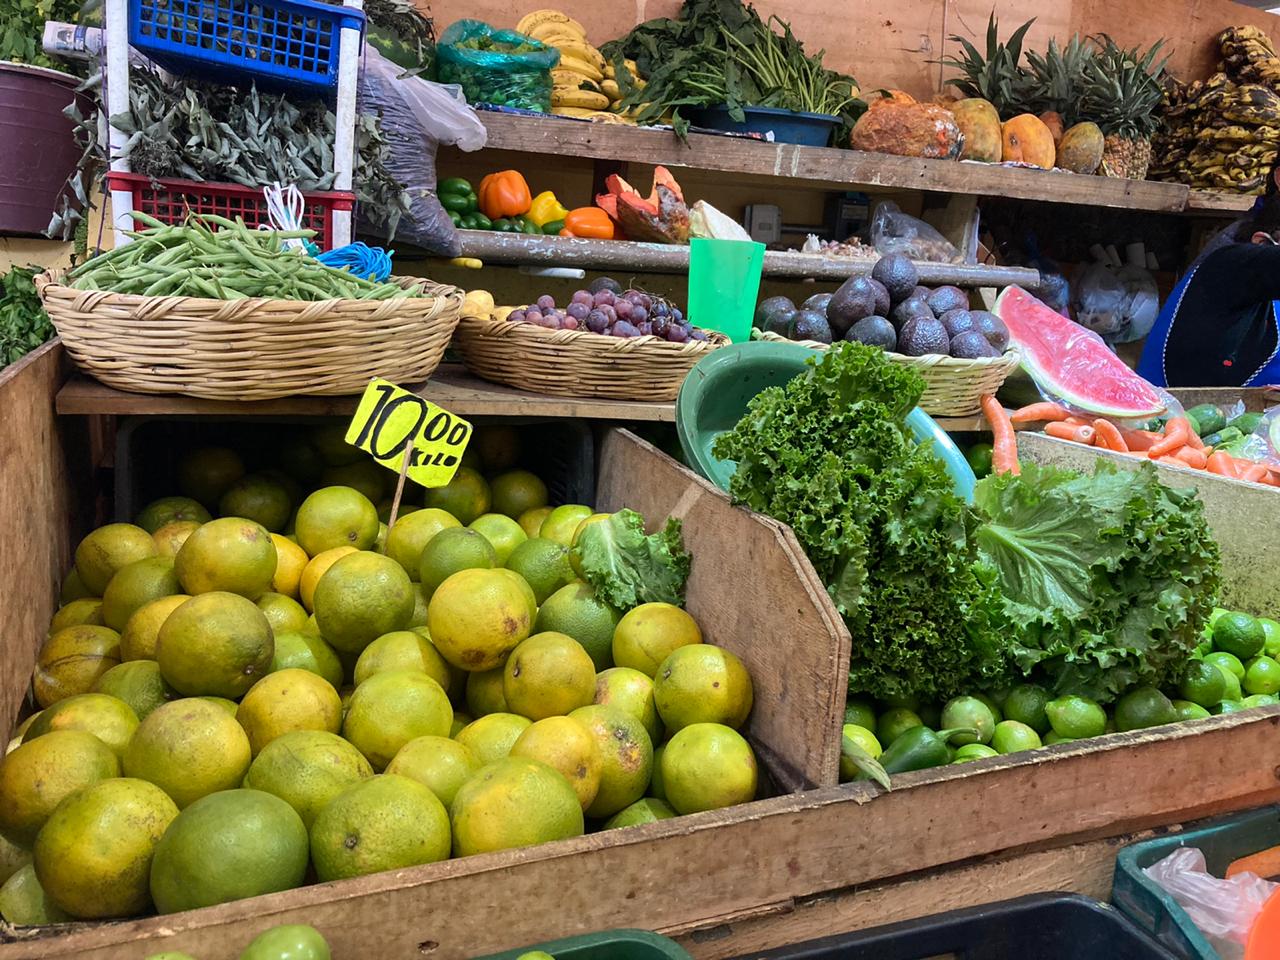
0, 63, 86, 237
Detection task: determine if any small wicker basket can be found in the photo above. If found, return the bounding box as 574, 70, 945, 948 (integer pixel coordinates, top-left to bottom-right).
752, 329, 1020, 416
37, 272, 464, 401
453, 314, 730, 401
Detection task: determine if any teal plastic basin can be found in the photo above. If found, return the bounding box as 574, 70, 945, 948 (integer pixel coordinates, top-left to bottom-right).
475, 929, 691, 960
676, 341, 976, 501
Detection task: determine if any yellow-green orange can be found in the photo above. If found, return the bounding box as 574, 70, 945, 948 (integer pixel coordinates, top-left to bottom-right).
75, 523, 157, 596
309, 423, 364, 466
518, 507, 553, 540
24, 693, 138, 758
538, 504, 593, 547
238, 925, 329, 960
354, 630, 452, 690
472, 425, 520, 471
603, 798, 677, 830
310, 774, 451, 881
177, 446, 244, 507
510, 716, 602, 811
503, 538, 574, 605
654, 644, 753, 732
419, 528, 498, 597
219, 474, 292, 532
256, 592, 309, 637
386, 736, 480, 809
0, 731, 119, 847
661, 723, 757, 815
120, 595, 189, 662
35, 625, 121, 708
450, 757, 584, 857
92, 661, 174, 720
503, 633, 596, 721
49, 598, 104, 634
455, 713, 532, 766
59, 567, 92, 604
469, 513, 528, 566
33, 778, 177, 918
465, 667, 508, 717
149, 789, 308, 914
270, 534, 310, 600
320, 461, 386, 505
568, 704, 653, 819
428, 568, 534, 671
314, 552, 414, 655
294, 486, 379, 556
299, 546, 357, 612
534, 582, 620, 671
236, 669, 342, 756
270, 632, 343, 689
612, 603, 702, 678
153, 521, 200, 559
156, 592, 274, 698
243, 730, 372, 829
384, 508, 461, 580
0, 864, 70, 924
570, 513, 611, 548
490, 470, 548, 520
594, 667, 661, 743
124, 698, 251, 808
342, 670, 452, 770
175, 517, 277, 599
649, 745, 666, 802
101, 557, 180, 632
135, 496, 212, 534
423, 467, 491, 525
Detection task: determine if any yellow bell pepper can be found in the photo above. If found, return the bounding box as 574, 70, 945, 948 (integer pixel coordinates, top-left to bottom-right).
526, 191, 570, 229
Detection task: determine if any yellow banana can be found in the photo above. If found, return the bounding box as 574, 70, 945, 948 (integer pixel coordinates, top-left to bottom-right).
551, 69, 602, 92
516, 10, 586, 37
556, 52, 604, 81
529, 25, 590, 46
551, 89, 611, 110
600, 79, 620, 100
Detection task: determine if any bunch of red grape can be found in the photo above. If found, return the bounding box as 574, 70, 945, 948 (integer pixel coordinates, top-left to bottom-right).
507, 279, 708, 342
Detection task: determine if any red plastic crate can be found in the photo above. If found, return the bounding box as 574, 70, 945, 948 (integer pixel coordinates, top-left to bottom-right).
106, 171, 354, 250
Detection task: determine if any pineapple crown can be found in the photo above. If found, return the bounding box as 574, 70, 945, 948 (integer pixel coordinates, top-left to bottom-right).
1024, 34, 1093, 125
1080, 34, 1169, 139
941, 13, 1037, 118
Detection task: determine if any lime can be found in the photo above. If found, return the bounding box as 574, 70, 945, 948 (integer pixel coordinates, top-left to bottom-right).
1245, 656, 1280, 696
1171, 700, 1212, 722
843, 698, 876, 732
1042, 731, 1073, 745
1209, 607, 1231, 629
990, 720, 1041, 753
1213, 612, 1266, 660
973, 693, 1004, 723
875, 707, 921, 747
239, 925, 330, 960
879, 693, 919, 711
1044, 695, 1107, 739
1001, 684, 1051, 735
1194, 638, 1214, 658
1241, 694, 1279, 709
1205, 651, 1246, 682
838, 724, 881, 782
1261, 618, 1280, 658
965, 442, 994, 479
1178, 659, 1228, 708
1217, 699, 1246, 715
952, 743, 998, 763
939, 696, 995, 745
1114, 686, 1178, 732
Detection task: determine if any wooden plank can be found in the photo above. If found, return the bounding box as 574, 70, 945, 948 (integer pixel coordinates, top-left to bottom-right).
595, 430, 850, 791
54, 365, 676, 422
5, 710, 1280, 960
1017, 431, 1280, 616
1186, 189, 1258, 216
471, 114, 1191, 214
457, 230, 1043, 288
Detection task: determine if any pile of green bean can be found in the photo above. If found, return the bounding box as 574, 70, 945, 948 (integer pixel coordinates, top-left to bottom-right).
67, 215, 420, 301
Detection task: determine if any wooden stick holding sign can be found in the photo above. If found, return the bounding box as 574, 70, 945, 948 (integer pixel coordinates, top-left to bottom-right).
344, 379, 474, 543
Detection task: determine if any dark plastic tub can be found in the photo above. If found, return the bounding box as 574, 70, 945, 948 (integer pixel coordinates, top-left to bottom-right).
0, 64, 84, 236
476, 928, 690, 960
687, 104, 840, 147
730, 894, 1176, 960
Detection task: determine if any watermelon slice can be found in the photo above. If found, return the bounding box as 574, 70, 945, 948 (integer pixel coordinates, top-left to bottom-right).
995, 285, 1167, 419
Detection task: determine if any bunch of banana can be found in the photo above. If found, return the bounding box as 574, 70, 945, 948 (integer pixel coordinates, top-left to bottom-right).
516, 10, 646, 122
1219, 26, 1280, 87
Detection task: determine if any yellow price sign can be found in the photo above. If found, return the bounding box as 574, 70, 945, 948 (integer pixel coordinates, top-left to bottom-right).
345, 378, 472, 488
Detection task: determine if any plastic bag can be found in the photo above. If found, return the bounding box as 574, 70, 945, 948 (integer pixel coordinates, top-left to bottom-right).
1145, 847, 1278, 958
436, 20, 559, 113
870, 201, 960, 263
357, 45, 488, 254
1071, 260, 1128, 340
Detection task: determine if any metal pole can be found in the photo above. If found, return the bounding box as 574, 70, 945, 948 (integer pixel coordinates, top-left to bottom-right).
330, 0, 363, 248
104, 0, 134, 246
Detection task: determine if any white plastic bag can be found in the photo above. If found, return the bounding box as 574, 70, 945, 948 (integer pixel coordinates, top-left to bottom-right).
362, 46, 487, 151
1145, 847, 1278, 957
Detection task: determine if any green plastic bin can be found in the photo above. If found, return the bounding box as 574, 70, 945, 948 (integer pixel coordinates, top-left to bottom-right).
1112, 804, 1280, 960
475, 929, 691, 960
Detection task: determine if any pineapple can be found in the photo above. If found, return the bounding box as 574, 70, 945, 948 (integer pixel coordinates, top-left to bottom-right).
1081, 35, 1169, 180
941, 13, 1037, 118
1024, 34, 1094, 126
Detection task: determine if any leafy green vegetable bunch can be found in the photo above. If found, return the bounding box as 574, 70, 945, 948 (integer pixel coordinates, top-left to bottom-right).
573, 509, 691, 612
712, 342, 1010, 703
0, 267, 55, 368
1, 0, 83, 68
974, 462, 1220, 703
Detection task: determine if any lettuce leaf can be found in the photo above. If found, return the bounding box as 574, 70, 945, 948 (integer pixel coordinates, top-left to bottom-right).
573, 509, 691, 612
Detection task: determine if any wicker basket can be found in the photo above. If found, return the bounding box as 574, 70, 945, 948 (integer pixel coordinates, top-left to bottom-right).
753, 329, 1020, 416
453, 314, 730, 401
37, 272, 464, 401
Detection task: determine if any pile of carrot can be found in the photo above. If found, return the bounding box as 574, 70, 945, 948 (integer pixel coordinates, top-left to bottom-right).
1008, 401, 1280, 488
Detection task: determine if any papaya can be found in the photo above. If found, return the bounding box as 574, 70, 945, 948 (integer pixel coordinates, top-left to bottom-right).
1056, 122, 1105, 175
951, 98, 1002, 162
1001, 114, 1056, 169
1039, 110, 1065, 146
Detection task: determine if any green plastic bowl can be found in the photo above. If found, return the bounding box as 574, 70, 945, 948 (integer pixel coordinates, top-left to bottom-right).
676, 341, 976, 501
475, 929, 691, 960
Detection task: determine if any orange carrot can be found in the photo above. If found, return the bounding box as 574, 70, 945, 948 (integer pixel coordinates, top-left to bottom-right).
1148, 418, 1192, 459
1260, 471, 1280, 488
1010, 402, 1071, 424
1120, 428, 1161, 452
1045, 421, 1097, 445
1172, 446, 1208, 470
1241, 463, 1270, 484
1157, 455, 1190, 467
1092, 419, 1129, 453
982, 395, 1020, 476
1064, 416, 1091, 426
1185, 425, 1206, 451
1207, 451, 1239, 477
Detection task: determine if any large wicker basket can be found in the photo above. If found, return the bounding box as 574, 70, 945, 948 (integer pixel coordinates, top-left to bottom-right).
753, 329, 1020, 416
36, 272, 464, 400
453, 314, 730, 401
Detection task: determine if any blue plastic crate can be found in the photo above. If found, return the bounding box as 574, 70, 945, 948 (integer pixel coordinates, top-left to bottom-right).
128, 0, 364, 94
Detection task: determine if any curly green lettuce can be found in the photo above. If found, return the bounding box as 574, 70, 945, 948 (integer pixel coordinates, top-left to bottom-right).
572, 508, 691, 612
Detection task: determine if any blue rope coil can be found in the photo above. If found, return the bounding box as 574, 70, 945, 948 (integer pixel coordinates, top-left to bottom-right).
316, 243, 394, 282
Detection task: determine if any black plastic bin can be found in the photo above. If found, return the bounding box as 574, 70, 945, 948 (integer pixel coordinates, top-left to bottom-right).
730, 894, 1177, 960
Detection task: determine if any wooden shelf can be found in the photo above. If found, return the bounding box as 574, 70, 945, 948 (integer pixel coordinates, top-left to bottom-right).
55, 364, 676, 422
1186, 189, 1258, 216
456, 230, 1041, 288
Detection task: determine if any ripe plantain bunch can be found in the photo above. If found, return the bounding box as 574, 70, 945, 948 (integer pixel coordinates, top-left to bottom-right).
1151, 26, 1280, 193
517, 9, 645, 124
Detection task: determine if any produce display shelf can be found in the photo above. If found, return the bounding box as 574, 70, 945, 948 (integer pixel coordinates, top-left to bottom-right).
470, 113, 1201, 215
455, 230, 1042, 288
1186, 188, 1258, 215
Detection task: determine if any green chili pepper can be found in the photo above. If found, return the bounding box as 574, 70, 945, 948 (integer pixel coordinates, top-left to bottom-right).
879, 727, 977, 775
493, 218, 515, 232
542, 219, 565, 235
519, 217, 540, 235
439, 193, 476, 214
470, 212, 492, 230
438, 177, 474, 196
448, 210, 463, 227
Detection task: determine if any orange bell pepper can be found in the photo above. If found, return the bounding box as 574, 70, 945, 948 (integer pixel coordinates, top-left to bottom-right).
562, 207, 615, 240
478, 171, 532, 220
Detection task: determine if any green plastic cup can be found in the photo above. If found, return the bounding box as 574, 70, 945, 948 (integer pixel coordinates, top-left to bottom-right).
688, 238, 765, 343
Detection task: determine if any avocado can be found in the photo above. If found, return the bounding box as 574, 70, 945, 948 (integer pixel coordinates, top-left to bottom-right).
754, 295, 796, 331
845, 316, 897, 351
898, 316, 951, 357
891, 297, 934, 332
910, 285, 931, 301
792, 309, 833, 344
871, 253, 920, 303
940, 309, 976, 339
949, 330, 998, 359
802, 292, 834, 317
926, 285, 969, 317
970, 311, 1009, 350
828, 277, 881, 335
588, 277, 623, 295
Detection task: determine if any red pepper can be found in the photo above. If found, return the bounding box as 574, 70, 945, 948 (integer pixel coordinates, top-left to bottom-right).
562, 207, 615, 240
478, 171, 532, 220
